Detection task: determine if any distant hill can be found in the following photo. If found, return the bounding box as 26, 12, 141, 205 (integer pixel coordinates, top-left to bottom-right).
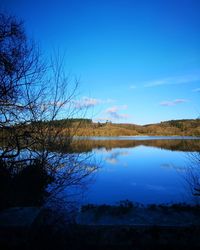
48, 118, 200, 136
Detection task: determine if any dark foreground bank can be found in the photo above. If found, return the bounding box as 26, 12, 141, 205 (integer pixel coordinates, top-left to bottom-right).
1, 223, 200, 250
1, 204, 200, 250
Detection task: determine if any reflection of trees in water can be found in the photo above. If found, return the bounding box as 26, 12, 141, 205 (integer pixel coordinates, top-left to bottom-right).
186, 152, 200, 199
156, 146, 200, 203
69, 139, 200, 153
0, 151, 97, 210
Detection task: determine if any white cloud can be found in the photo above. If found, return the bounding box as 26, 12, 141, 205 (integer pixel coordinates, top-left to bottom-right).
74, 97, 101, 108
130, 85, 136, 89
144, 74, 200, 87
160, 99, 188, 106
106, 105, 128, 113
109, 113, 129, 119
73, 97, 115, 109
105, 105, 129, 120
106, 106, 118, 113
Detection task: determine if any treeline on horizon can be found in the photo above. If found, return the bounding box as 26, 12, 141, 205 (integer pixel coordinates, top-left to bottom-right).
42, 118, 200, 136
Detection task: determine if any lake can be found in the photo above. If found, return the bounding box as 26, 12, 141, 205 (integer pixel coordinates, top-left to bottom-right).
72, 136, 200, 205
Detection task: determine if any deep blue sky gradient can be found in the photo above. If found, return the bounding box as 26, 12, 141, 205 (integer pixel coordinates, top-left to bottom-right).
1, 0, 200, 124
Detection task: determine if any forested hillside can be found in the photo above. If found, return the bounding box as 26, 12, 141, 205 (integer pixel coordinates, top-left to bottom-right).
48, 118, 200, 136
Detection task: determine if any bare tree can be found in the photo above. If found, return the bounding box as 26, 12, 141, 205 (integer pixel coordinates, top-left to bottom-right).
0, 13, 97, 209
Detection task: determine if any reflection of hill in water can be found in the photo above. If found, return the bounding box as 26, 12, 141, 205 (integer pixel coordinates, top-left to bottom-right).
69, 139, 200, 153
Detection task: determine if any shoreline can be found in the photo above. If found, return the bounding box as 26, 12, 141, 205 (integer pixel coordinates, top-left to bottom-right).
78, 202, 200, 226
73, 135, 200, 140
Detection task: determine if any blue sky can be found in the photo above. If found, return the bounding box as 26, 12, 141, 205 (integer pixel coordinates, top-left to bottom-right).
1, 0, 200, 124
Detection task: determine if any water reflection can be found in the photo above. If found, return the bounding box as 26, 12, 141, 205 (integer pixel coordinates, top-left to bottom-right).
160, 163, 187, 173
105, 151, 129, 165
185, 152, 200, 197
70, 138, 200, 153
79, 138, 200, 205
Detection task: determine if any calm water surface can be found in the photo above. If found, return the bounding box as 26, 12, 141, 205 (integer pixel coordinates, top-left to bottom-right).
77, 136, 200, 205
